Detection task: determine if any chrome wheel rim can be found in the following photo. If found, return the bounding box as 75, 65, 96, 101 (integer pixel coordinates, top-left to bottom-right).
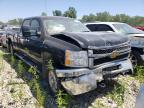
130, 53, 137, 67
48, 71, 57, 93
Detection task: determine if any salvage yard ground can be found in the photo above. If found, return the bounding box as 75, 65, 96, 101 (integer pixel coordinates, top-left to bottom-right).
0, 47, 142, 108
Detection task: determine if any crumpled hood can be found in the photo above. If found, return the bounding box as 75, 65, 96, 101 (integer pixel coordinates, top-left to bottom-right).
62, 32, 128, 48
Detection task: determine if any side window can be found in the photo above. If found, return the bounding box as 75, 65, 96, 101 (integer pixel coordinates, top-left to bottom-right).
96, 24, 114, 31
86, 24, 98, 31
87, 24, 114, 32
22, 19, 31, 37
23, 20, 30, 26
30, 19, 40, 36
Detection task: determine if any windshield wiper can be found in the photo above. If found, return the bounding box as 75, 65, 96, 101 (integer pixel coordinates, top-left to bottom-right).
127, 33, 142, 34
82, 31, 90, 32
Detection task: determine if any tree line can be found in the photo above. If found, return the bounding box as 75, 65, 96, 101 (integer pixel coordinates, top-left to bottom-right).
1, 7, 144, 26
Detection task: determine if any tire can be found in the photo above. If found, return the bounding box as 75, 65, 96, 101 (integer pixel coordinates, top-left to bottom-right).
42, 52, 61, 95
1, 43, 4, 48
130, 50, 143, 67
8, 44, 14, 55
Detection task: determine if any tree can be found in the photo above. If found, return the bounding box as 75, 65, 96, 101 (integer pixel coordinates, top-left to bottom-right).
131, 16, 144, 26
41, 12, 47, 16
63, 7, 77, 18
81, 12, 113, 22
81, 14, 96, 22
17, 18, 23, 25
8, 18, 23, 25
53, 10, 62, 16
95, 12, 112, 21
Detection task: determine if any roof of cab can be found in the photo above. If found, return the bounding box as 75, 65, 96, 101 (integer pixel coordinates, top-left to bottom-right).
24, 16, 75, 20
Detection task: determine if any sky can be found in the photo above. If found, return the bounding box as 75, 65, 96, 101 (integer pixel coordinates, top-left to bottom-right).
0, 0, 144, 22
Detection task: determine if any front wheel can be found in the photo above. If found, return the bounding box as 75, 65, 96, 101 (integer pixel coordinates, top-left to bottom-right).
130, 51, 143, 67
42, 52, 61, 95
48, 70, 60, 94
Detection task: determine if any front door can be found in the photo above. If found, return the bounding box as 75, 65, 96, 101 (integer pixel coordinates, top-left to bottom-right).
26, 19, 43, 63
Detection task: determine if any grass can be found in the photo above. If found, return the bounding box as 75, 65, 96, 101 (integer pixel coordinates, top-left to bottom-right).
106, 82, 125, 106
1, 48, 143, 108
92, 100, 106, 108
0, 50, 4, 73
3, 54, 48, 107
134, 65, 144, 83
56, 90, 72, 108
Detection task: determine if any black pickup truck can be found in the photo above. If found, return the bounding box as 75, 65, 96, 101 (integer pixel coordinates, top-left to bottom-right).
7, 16, 133, 95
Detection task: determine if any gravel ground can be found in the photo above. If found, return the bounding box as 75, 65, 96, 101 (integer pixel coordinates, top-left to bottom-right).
0, 59, 38, 108
0, 48, 141, 108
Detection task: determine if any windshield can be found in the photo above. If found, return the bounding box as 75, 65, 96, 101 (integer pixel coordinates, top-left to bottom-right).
44, 19, 89, 35
113, 23, 144, 34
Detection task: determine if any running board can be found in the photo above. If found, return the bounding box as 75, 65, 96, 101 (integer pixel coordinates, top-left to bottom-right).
14, 52, 41, 73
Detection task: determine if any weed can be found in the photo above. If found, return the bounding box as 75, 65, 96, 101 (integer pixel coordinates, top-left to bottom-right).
28, 66, 39, 79
11, 85, 18, 101
107, 83, 125, 106
47, 59, 54, 72
27, 66, 46, 107
134, 66, 144, 83
10, 55, 16, 67
47, 59, 72, 108
18, 84, 24, 100
34, 79, 45, 107
92, 100, 106, 108
17, 60, 25, 77
56, 90, 72, 108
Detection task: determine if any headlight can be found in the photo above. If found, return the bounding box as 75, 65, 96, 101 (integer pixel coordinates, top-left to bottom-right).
65, 50, 88, 67
130, 37, 144, 47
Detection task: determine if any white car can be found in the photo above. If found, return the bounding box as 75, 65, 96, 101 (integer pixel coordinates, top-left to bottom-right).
85, 22, 144, 66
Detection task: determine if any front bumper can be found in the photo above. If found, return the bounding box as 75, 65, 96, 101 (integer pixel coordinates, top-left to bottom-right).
56, 59, 133, 95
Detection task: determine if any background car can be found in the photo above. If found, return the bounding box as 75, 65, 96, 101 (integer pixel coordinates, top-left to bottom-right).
0, 30, 6, 46
85, 22, 144, 66
1, 26, 20, 48
5, 26, 20, 35
134, 26, 144, 31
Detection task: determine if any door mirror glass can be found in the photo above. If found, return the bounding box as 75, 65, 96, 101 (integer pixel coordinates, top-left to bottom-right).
36, 31, 41, 36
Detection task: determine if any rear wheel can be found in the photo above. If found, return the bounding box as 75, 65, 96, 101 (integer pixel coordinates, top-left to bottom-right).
1, 43, 4, 48
8, 44, 14, 55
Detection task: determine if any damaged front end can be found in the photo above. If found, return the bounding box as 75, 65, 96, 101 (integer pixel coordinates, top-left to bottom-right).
55, 41, 133, 95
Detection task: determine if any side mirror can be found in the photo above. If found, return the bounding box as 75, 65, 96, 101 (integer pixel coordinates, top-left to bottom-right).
36, 31, 41, 36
